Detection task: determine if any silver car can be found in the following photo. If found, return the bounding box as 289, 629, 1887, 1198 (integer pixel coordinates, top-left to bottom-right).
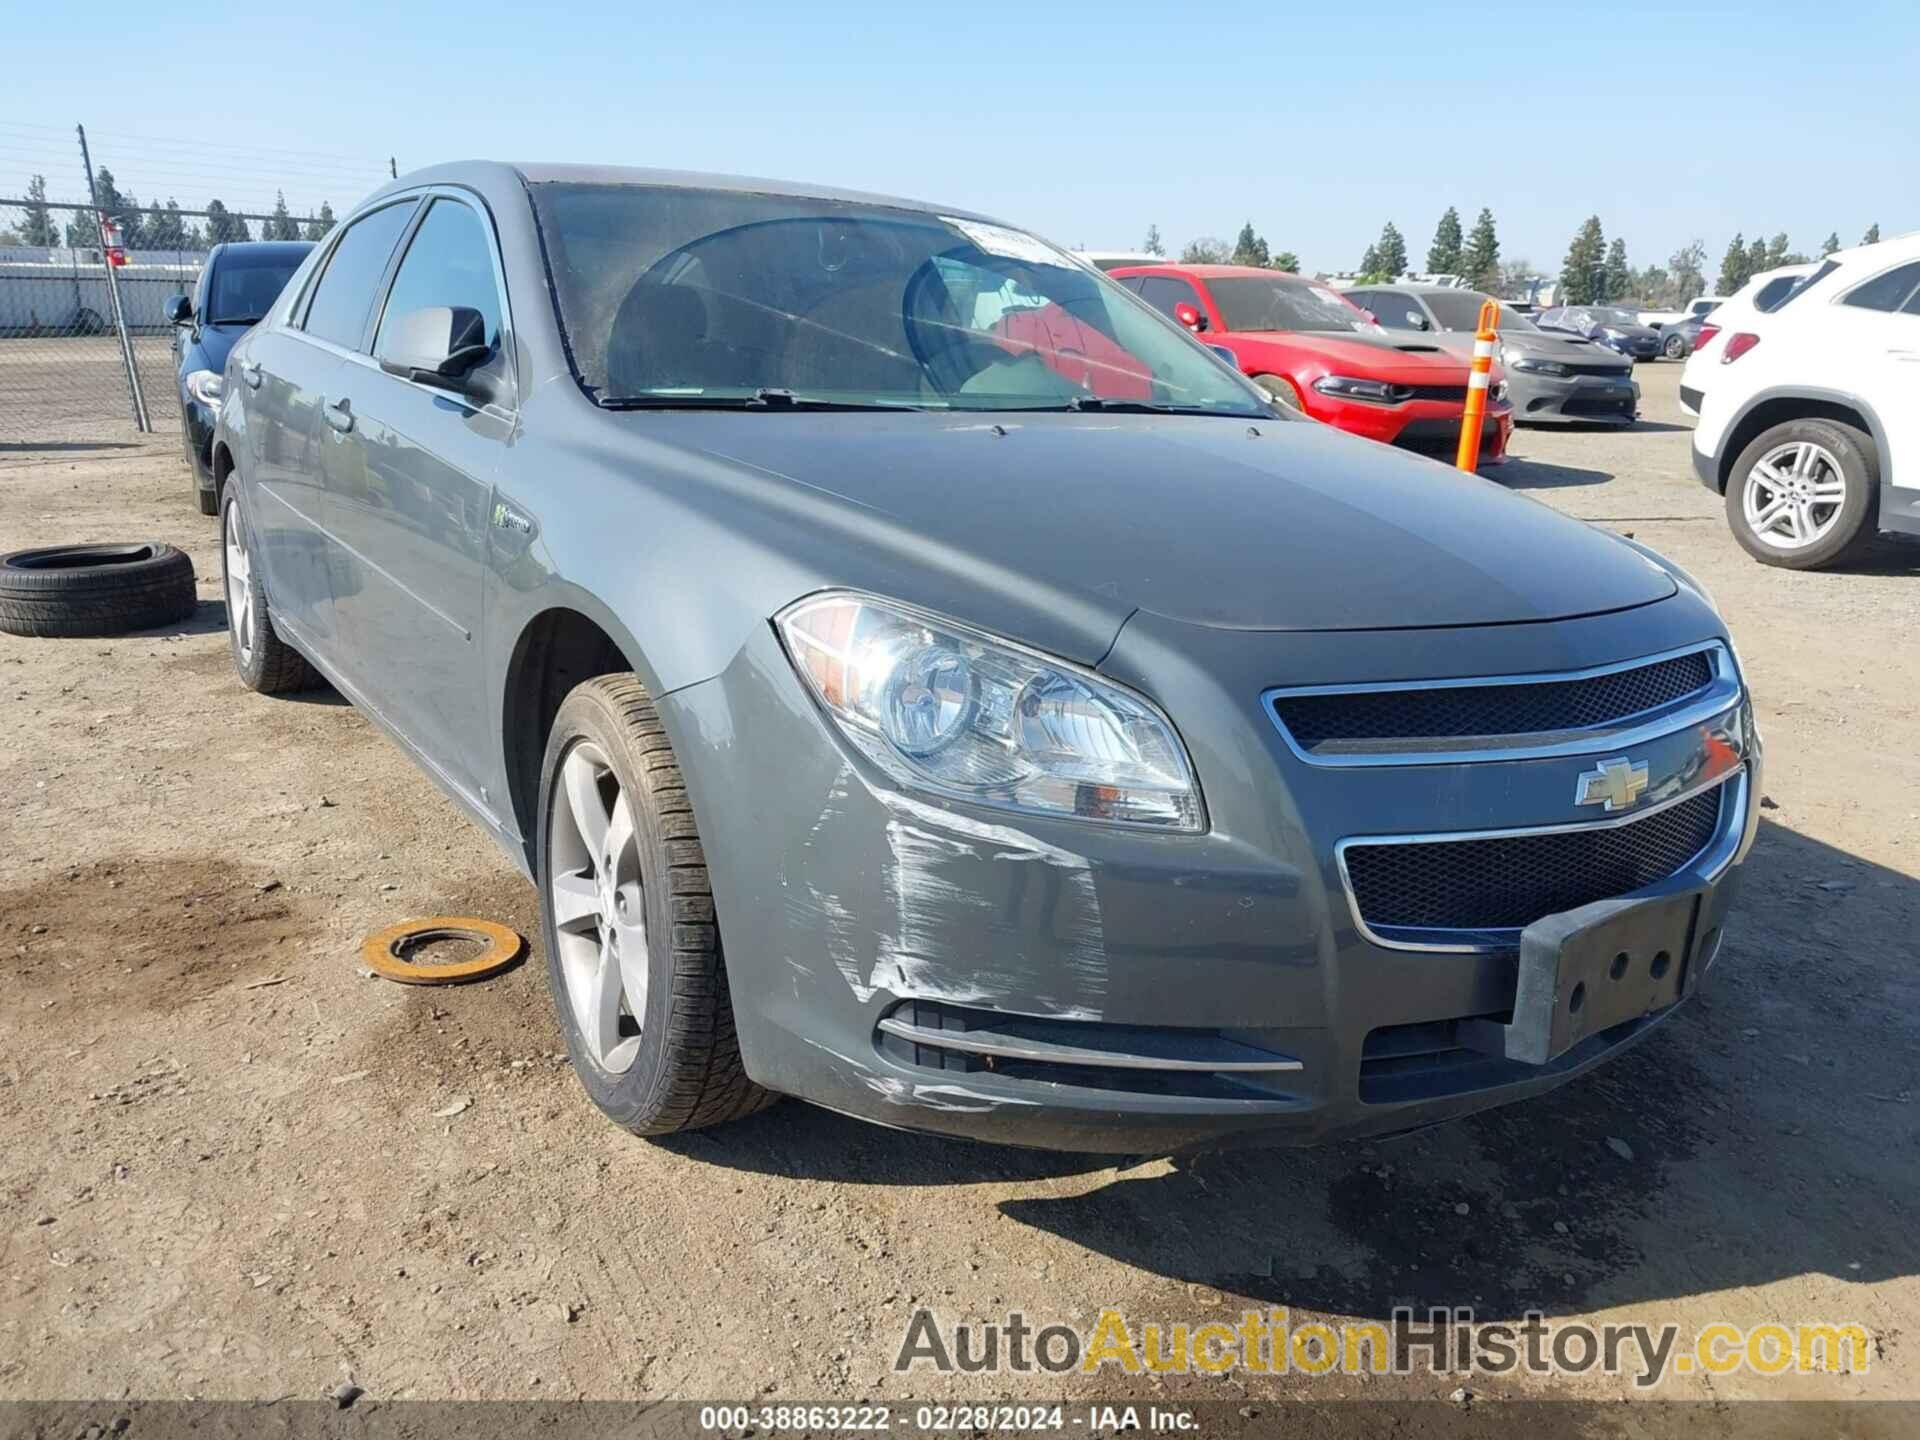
1348, 284, 1640, 425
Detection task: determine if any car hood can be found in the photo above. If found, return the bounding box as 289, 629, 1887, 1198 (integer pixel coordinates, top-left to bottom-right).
1230, 330, 1470, 381
1426, 329, 1631, 368
192, 322, 249, 373
635, 410, 1676, 635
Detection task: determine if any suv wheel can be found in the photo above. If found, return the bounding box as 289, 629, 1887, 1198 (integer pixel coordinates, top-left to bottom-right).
1725, 418, 1879, 570
537, 675, 774, 1136
221, 490, 316, 692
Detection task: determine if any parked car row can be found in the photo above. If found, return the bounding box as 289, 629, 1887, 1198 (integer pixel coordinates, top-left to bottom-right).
202, 161, 1759, 1153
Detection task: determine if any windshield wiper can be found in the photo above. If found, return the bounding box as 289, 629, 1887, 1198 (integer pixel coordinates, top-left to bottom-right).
990, 396, 1258, 417
600, 388, 926, 412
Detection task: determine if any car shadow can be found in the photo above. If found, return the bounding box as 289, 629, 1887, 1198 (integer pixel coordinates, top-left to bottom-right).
1827, 537, 1920, 577
678, 819, 1918, 1318
1622, 419, 1693, 434
1491, 456, 1614, 489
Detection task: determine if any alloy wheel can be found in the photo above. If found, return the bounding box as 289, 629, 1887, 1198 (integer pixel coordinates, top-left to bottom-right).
224, 501, 253, 663
1741, 440, 1848, 551
548, 741, 649, 1073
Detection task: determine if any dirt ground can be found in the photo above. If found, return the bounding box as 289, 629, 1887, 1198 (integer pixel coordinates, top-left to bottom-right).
2, 364, 1916, 1429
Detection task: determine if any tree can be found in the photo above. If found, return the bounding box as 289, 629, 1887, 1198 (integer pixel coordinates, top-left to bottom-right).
1495, 257, 1542, 301
1668, 240, 1707, 301
1357, 242, 1383, 279
1373, 221, 1407, 278
304, 201, 337, 242
1716, 232, 1749, 294
146, 199, 188, 250
1179, 236, 1229, 264
21, 174, 60, 247
1601, 237, 1631, 301
1230, 221, 1270, 268
1141, 223, 1164, 257
1822, 231, 1842, 256
205, 198, 250, 245
1270, 250, 1300, 273
1426, 206, 1463, 275
88, 166, 148, 248
1762, 232, 1792, 268
1862, 223, 1880, 245
1745, 234, 1769, 282
266, 190, 301, 241
1558, 216, 1606, 304
1462, 208, 1500, 290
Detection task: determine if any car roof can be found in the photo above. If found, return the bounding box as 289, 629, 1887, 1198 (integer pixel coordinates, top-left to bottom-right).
1111, 263, 1304, 279
368, 159, 1000, 226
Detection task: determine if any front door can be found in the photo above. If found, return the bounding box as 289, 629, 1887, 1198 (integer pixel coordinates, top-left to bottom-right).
324, 195, 514, 805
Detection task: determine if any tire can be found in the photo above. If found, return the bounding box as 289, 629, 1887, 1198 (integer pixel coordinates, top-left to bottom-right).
1252, 372, 1307, 415
220, 489, 316, 692
0, 542, 197, 638
1663, 333, 1688, 360
537, 675, 774, 1137
1724, 418, 1879, 571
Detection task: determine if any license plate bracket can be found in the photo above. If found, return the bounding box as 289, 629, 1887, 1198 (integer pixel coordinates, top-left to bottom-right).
1459, 890, 1702, 1065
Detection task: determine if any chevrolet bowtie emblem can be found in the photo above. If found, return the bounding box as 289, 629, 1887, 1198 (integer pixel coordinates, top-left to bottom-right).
1575, 757, 1652, 812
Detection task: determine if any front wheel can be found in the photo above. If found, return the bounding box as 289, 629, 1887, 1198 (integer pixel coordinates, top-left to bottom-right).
537, 675, 774, 1136
1724, 418, 1879, 570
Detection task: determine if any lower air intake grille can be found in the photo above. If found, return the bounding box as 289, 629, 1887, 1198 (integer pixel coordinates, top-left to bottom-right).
1273, 649, 1714, 754
1344, 785, 1724, 934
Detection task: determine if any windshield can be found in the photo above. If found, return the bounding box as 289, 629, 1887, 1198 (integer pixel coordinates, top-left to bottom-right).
207, 251, 306, 324
1496, 304, 1538, 331
1420, 289, 1494, 332
529, 183, 1265, 415
1593, 307, 1640, 326
1206, 275, 1373, 333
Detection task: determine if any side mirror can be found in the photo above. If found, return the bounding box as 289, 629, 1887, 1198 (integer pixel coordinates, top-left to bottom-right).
1172, 301, 1207, 333
1406, 311, 1431, 331
376, 306, 493, 394
165, 295, 193, 325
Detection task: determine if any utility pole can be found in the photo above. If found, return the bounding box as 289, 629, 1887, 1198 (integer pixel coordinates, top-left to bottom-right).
77, 123, 150, 432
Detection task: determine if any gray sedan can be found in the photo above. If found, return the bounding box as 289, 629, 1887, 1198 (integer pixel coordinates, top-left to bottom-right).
1348, 284, 1640, 425
211, 162, 1756, 1152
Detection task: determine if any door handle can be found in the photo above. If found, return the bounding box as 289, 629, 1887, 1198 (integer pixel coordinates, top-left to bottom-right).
323, 397, 354, 434
240, 361, 263, 390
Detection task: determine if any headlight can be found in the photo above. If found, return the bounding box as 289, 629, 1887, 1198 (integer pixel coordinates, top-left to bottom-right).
1600, 328, 1627, 341
186, 368, 224, 414
1509, 356, 1568, 377
1312, 375, 1404, 403
778, 593, 1204, 831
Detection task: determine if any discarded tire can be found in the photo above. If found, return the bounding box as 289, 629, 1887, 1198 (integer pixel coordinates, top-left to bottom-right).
0, 543, 198, 638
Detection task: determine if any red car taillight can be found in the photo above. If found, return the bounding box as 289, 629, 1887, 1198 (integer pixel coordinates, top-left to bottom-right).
1721, 332, 1760, 364
1694, 323, 1720, 350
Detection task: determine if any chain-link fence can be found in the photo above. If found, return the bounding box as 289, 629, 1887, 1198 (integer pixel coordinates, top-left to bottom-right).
0, 198, 301, 447
1, 122, 388, 448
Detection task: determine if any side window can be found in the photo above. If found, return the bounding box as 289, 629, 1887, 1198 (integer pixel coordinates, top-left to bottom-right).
1137, 275, 1202, 321
1368, 289, 1422, 329
1841, 262, 1920, 313
374, 198, 504, 353
299, 201, 418, 351
1690, 300, 1719, 318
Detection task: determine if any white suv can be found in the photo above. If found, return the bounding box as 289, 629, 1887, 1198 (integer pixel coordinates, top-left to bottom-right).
1688, 238, 1919, 569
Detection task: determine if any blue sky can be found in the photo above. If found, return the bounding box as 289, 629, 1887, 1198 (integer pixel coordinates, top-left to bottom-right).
2, 0, 1908, 276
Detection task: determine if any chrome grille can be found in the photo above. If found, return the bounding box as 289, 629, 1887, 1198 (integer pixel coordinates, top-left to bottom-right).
1343, 785, 1724, 935
1273, 650, 1713, 754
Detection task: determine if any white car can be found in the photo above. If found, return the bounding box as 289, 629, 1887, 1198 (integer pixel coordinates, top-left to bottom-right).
1679, 264, 1817, 395
1689, 237, 1919, 569
1639, 294, 1726, 329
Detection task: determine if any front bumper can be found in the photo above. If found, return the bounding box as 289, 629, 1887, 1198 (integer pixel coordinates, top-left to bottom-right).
1599, 334, 1661, 362
1306, 394, 1513, 467
667, 605, 1756, 1154
1510, 370, 1639, 425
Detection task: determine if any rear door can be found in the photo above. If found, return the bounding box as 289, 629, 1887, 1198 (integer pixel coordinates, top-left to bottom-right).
1827, 259, 1920, 505
323, 193, 515, 803
246, 201, 418, 652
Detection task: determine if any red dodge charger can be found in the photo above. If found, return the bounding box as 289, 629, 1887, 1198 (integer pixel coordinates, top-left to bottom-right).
1110, 264, 1511, 465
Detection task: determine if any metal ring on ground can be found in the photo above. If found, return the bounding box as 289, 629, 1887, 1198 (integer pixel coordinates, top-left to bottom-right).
362, 916, 526, 985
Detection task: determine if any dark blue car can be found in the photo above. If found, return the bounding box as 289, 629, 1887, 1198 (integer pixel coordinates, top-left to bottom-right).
1534, 304, 1663, 362
167, 241, 313, 514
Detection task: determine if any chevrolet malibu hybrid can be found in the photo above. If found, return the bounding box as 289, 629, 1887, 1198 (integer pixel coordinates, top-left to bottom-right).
212, 163, 1759, 1153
